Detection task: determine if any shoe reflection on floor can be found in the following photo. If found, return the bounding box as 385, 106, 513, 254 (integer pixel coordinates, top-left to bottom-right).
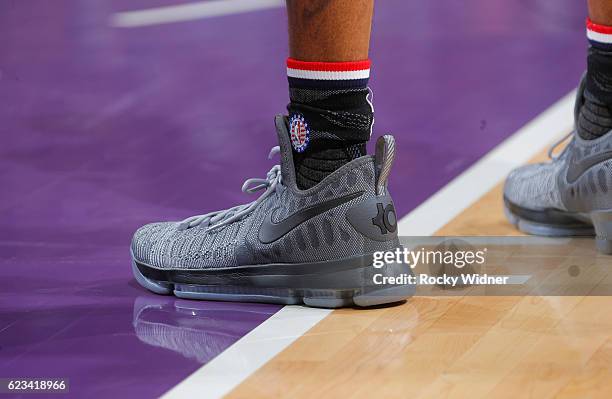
132, 296, 276, 364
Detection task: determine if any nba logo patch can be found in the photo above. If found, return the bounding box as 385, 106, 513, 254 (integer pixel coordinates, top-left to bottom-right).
289, 113, 310, 152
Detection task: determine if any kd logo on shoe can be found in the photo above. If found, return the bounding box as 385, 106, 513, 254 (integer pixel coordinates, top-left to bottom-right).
259, 191, 364, 244
372, 203, 397, 234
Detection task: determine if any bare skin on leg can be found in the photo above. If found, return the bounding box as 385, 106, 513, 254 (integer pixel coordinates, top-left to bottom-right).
588, 0, 612, 24
286, 0, 374, 61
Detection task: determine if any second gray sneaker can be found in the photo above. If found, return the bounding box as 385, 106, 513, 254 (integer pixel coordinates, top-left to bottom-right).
504, 76, 612, 254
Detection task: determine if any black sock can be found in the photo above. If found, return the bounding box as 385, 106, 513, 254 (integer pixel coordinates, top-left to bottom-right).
286, 58, 373, 189
577, 89, 612, 140
580, 18, 612, 140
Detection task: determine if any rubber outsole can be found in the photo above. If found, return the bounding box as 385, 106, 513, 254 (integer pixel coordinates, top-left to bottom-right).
503, 204, 594, 237
131, 252, 416, 309
503, 201, 612, 255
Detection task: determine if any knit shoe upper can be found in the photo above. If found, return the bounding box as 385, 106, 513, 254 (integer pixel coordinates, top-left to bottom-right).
504, 154, 568, 212
131, 116, 399, 270
504, 76, 612, 214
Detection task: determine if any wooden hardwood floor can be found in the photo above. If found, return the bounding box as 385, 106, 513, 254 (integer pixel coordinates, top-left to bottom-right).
227, 149, 612, 399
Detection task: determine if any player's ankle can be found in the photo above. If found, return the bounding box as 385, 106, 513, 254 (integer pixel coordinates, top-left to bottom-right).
286, 58, 373, 189
582, 18, 612, 140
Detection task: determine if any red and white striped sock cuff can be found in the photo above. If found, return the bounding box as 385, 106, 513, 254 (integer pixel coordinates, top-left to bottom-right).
587, 17, 612, 48
287, 58, 370, 82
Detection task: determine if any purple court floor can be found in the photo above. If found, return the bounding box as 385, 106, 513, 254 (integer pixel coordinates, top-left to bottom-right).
0, 0, 586, 397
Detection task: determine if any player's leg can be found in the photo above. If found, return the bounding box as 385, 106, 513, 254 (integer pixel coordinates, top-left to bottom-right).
286, 0, 374, 189
503, 0, 612, 253
130, 0, 414, 307
287, 0, 372, 61
587, 0, 612, 24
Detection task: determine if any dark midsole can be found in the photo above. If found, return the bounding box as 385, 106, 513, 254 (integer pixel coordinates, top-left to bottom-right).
133, 253, 410, 290
504, 196, 592, 227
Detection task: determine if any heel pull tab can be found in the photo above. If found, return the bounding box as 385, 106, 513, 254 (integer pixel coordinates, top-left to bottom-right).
374, 135, 395, 196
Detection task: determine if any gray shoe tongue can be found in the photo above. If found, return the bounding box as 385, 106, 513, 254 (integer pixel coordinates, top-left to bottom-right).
274, 114, 298, 188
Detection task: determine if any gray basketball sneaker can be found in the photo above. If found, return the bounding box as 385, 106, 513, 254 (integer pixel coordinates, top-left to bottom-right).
504, 76, 612, 254
131, 115, 414, 308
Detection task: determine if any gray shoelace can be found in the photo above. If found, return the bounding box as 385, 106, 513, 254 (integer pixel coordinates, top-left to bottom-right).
178, 146, 282, 231
547, 131, 573, 160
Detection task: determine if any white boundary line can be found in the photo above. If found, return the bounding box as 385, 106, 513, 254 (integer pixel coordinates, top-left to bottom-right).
110, 0, 285, 28
162, 306, 332, 399
398, 88, 576, 235
163, 88, 576, 399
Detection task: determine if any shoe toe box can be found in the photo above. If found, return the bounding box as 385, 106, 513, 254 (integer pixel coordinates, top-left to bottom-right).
130, 221, 181, 267
130, 220, 243, 269
503, 162, 564, 211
